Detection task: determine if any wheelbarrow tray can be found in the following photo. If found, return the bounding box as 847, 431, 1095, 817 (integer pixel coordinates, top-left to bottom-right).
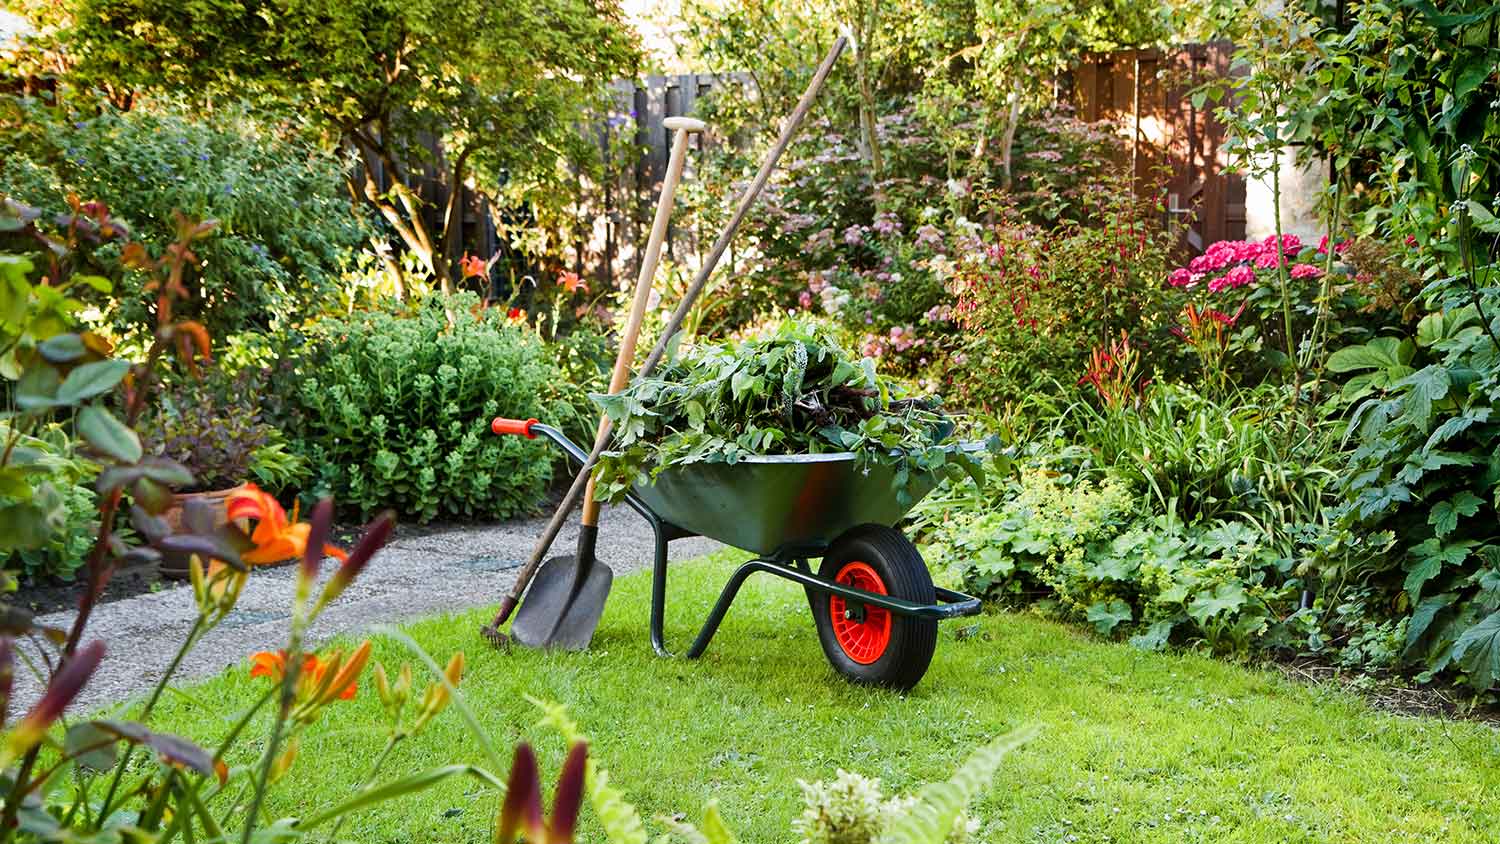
631, 453, 942, 556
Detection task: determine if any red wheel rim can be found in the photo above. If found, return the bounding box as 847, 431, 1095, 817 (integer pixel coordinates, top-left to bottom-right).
829, 561, 892, 665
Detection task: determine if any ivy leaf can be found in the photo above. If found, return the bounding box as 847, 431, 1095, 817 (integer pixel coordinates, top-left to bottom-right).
1452, 610, 1500, 690
1427, 491, 1484, 538
1187, 582, 1246, 624
1086, 600, 1132, 635
1403, 539, 1475, 601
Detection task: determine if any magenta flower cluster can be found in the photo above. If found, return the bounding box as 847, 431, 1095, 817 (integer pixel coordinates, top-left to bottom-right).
1168, 234, 1344, 294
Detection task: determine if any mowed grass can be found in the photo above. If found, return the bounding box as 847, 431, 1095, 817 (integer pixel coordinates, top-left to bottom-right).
140, 550, 1499, 843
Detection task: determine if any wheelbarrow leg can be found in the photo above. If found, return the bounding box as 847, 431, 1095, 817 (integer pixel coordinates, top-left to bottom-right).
649, 522, 671, 657
684, 559, 775, 659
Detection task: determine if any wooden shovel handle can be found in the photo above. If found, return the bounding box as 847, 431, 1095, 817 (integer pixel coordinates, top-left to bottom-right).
580, 119, 703, 527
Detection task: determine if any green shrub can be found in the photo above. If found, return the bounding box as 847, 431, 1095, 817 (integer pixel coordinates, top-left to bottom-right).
921, 459, 1316, 657
0, 98, 372, 338
1329, 303, 1500, 689
0, 425, 98, 584
282, 295, 563, 522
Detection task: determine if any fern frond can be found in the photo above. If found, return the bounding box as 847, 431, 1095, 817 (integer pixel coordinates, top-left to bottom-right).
878, 725, 1040, 844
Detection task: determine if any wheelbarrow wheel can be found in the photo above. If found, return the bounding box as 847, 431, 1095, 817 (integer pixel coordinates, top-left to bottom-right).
810, 524, 937, 690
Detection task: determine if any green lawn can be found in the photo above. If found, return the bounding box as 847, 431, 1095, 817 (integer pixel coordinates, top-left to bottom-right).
142, 551, 1499, 843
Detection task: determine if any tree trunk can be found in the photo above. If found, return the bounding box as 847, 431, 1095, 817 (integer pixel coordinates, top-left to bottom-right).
851, 0, 883, 192
348, 130, 444, 292
997, 89, 1023, 191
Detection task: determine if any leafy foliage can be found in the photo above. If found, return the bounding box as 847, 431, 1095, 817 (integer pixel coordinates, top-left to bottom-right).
0, 424, 98, 583
0, 100, 372, 337
55, 0, 640, 289
591, 319, 982, 506
140, 368, 275, 492
282, 296, 565, 522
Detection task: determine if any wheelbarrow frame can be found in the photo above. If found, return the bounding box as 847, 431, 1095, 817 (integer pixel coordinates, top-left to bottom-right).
524, 422, 982, 660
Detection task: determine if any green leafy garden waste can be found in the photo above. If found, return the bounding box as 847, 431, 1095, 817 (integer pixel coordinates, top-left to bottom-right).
590, 319, 988, 506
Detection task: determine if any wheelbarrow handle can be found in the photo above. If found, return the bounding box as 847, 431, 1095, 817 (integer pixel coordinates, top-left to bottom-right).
491, 417, 539, 439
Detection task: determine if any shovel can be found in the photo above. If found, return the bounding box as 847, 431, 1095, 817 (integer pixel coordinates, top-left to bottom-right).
505, 116, 706, 650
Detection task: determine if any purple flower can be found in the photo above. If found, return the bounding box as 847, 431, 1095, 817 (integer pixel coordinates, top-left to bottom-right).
843, 225, 866, 247
872, 212, 902, 237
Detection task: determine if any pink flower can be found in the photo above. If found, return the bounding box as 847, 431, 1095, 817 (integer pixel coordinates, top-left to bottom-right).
1202, 240, 1241, 271
843, 225, 866, 246
1168, 268, 1195, 287
1263, 233, 1302, 256
798, 291, 813, 309
1212, 265, 1257, 292
1233, 240, 1264, 262
872, 212, 902, 236
1254, 249, 1285, 269
1189, 254, 1213, 274
1316, 235, 1352, 255
1290, 263, 1322, 279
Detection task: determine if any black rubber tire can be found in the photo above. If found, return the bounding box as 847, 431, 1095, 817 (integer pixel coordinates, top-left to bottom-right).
810, 523, 938, 691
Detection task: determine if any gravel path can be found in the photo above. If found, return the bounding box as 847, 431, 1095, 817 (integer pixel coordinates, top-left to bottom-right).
15, 504, 721, 713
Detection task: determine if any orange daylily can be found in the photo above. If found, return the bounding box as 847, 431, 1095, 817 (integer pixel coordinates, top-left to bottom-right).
250, 641, 372, 722
558, 270, 585, 294
460, 254, 488, 279
228, 483, 347, 566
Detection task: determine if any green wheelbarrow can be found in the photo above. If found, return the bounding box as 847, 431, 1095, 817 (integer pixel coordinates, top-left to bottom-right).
492, 417, 982, 690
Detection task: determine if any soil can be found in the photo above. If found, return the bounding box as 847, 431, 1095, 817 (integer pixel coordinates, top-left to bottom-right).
13, 563, 186, 616
1268, 655, 1500, 727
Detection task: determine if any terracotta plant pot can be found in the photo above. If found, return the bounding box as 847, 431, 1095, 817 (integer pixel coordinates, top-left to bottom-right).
157, 484, 293, 578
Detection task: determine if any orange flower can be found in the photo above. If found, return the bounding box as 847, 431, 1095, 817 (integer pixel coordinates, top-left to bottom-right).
249, 641, 371, 720
461, 254, 487, 279
558, 271, 585, 294
228, 484, 346, 566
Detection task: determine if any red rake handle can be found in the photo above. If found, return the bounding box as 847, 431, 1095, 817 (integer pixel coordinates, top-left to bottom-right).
491, 417, 538, 439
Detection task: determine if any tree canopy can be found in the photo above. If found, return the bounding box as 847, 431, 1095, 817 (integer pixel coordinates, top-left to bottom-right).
63, 0, 641, 288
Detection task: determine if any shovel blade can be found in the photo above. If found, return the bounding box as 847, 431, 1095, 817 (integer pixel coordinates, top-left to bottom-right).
510, 555, 614, 650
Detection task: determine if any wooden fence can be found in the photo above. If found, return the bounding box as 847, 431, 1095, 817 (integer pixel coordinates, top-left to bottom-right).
406, 47, 1248, 293
1061, 42, 1246, 253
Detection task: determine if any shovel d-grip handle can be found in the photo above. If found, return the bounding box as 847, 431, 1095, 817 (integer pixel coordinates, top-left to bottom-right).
491, 417, 539, 438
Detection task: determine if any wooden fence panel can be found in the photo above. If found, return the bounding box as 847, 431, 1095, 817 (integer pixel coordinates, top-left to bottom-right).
1064, 42, 1245, 255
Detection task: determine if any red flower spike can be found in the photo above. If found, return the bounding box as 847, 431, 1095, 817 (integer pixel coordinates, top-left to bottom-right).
302, 499, 334, 583
317, 511, 395, 610
0, 638, 12, 728
497, 743, 545, 844
6, 641, 105, 758
548, 743, 588, 843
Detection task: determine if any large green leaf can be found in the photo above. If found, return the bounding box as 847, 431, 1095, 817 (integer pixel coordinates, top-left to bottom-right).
77, 405, 143, 464
1403, 539, 1475, 600
1086, 599, 1132, 634
1452, 610, 1500, 690
1404, 592, 1458, 653
1427, 491, 1484, 538
55, 359, 131, 405
1326, 337, 1414, 373
1395, 366, 1451, 432
1187, 582, 1247, 624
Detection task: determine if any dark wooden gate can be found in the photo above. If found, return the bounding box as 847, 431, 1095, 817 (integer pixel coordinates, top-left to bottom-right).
1064, 42, 1246, 253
